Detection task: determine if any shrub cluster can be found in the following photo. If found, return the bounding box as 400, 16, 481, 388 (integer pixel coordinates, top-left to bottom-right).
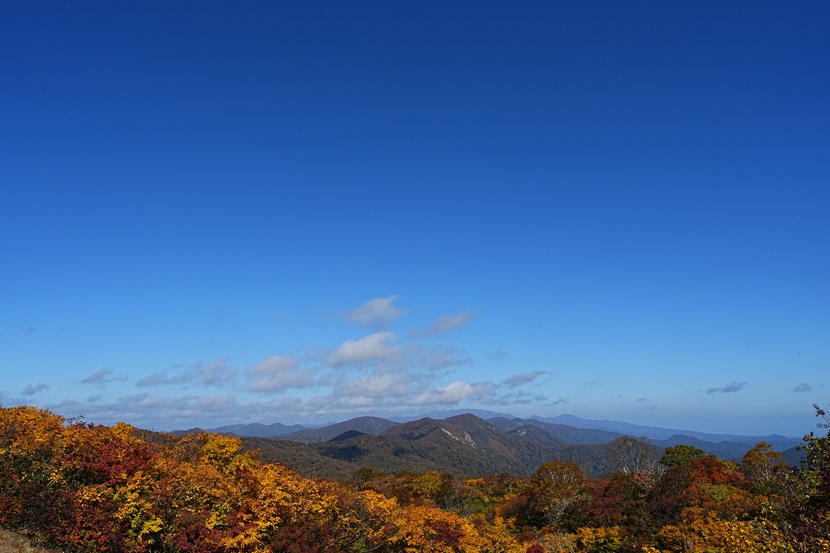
1, 404, 828, 553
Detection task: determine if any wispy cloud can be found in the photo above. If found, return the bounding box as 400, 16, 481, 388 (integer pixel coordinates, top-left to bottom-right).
18, 327, 36, 335
48, 366, 552, 430
413, 311, 471, 337
49, 393, 307, 430
49, 393, 244, 429
47, 298, 553, 428
503, 370, 544, 388
486, 348, 507, 361
706, 381, 747, 394
81, 368, 127, 387
22, 383, 49, 395
82, 368, 113, 385
482, 390, 548, 406
137, 372, 187, 387
408, 344, 470, 370
138, 358, 237, 388
201, 359, 237, 385
327, 331, 398, 367
793, 383, 812, 392
247, 355, 313, 392
546, 396, 569, 407
345, 296, 405, 328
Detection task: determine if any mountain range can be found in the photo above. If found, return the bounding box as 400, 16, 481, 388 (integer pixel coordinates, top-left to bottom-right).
179, 411, 805, 480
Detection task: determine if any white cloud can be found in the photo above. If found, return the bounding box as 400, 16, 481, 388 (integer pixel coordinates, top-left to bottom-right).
46, 364, 551, 430
308, 370, 415, 412
346, 296, 404, 328
334, 370, 410, 399
194, 394, 239, 410
327, 331, 397, 367
793, 383, 812, 392
40, 299, 555, 429
413, 381, 494, 405
247, 354, 312, 392
199, 358, 238, 385
118, 393, 167, 408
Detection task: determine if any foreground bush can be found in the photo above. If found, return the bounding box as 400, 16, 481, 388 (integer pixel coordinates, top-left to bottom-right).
2, 404, 829, 552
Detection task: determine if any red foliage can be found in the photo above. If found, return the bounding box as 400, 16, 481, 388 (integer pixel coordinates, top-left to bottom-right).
1, 405, 825, 553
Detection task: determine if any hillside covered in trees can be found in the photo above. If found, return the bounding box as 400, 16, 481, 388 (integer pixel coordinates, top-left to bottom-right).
233, 413, 802, 481
1, 404, 829, 553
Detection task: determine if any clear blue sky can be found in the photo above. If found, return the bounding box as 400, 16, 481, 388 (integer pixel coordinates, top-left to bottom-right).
2, 2, 828, 436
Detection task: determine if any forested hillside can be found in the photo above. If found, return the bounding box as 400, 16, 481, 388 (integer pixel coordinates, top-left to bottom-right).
1, 405, 829, 553
238, 414, 802, 481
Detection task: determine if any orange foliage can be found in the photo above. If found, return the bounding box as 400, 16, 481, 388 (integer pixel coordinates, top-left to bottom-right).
653, 508, 793, 553
1, 405, 827, 553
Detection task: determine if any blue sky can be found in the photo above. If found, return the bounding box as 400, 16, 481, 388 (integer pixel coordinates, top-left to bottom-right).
2, 2, 828, 436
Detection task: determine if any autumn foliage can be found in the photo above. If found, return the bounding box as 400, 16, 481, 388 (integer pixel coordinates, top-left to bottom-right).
2, 404, 829, 553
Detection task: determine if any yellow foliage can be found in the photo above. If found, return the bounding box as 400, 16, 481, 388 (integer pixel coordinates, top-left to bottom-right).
654, 508, 794, 553
463, 477, 486, 487
2, 405, 819, 553
74, 483, 109, 506
467, 513, 527, 553
138, 517, 162, 540
575, 526, 624, 552
387, 505, 468, 552
535, 530, 577, 553
0, 405, 65, 456
198, 433, 255, 475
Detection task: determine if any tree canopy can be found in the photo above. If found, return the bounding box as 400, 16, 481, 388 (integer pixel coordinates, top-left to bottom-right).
1, 404, 829, 553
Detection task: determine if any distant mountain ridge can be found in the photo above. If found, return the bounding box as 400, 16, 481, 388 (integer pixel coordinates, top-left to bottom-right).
196, 412, 808, 481
246, 413, 625, 479
196, 411, 800, 448
489, 417, 624, 445
283, 416, 397, 444
180, 410, 807, 481
532, 414, 801, 452
208, 421, 306, 438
